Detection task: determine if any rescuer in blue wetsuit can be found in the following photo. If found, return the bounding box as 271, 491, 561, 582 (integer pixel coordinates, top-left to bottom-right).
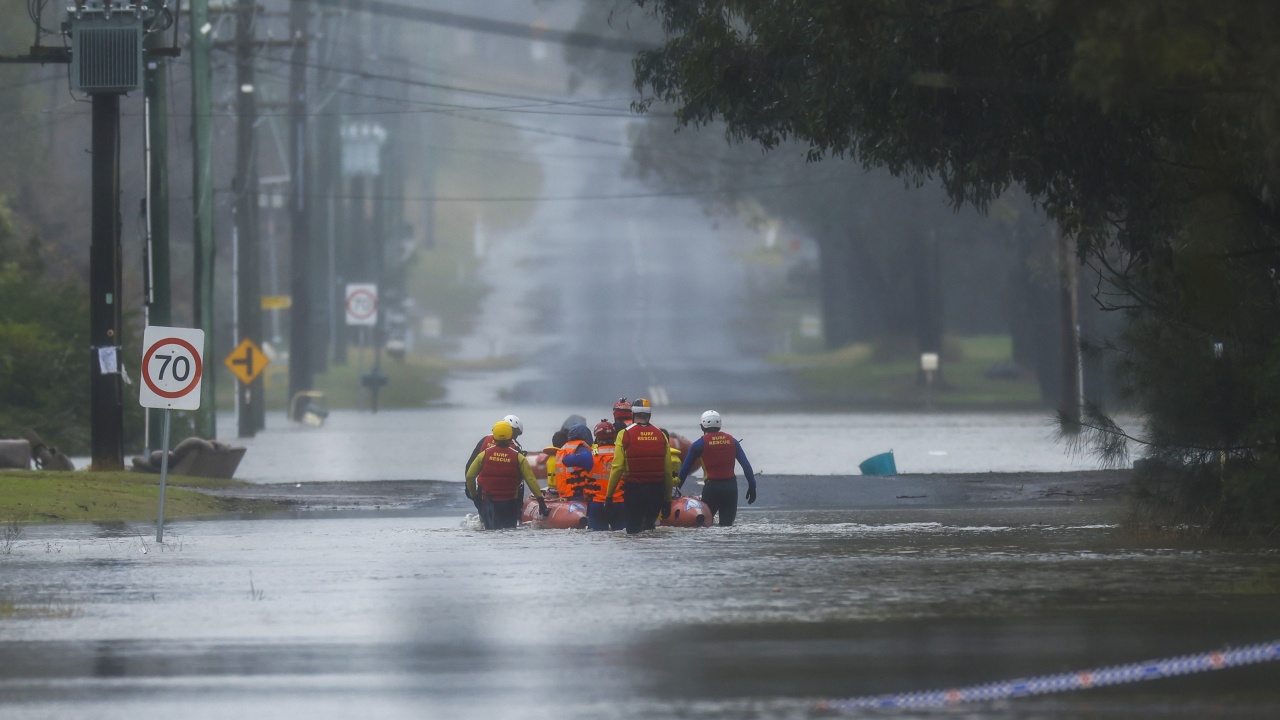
677, 410, 757, 526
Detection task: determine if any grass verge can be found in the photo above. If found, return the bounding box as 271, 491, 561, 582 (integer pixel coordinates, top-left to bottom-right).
0, 470, 285, 524
770, 335, 1045, 410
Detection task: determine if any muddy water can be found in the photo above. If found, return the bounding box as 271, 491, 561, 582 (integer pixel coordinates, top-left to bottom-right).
2, 506, 1277, 719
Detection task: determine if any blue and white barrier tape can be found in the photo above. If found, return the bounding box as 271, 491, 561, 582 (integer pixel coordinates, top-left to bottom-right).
819, 639, 1280, 711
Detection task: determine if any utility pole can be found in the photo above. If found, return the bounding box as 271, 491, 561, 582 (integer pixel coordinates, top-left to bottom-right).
143, 0, 172, 451
89, 91, 124, 469
235, 0, 263, 437
287, 0, 314, 414
63, 4, 151, 470
191, 0, 217, 439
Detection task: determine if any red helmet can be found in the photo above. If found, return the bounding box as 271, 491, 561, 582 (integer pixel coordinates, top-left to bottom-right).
593, 420, 616, 443
612, 398, 633, 421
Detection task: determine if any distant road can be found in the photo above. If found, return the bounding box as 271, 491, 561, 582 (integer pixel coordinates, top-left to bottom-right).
468, 116, 797, 408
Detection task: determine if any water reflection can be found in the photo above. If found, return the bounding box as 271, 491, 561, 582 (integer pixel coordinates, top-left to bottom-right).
1, 508, 1276, 719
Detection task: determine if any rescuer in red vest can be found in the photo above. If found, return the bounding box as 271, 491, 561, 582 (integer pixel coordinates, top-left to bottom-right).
605, 398, 674, 534
465, 420, 547, 529
587, 419, 625, 531
677, 410, 757, 526
464, 414, 527, 510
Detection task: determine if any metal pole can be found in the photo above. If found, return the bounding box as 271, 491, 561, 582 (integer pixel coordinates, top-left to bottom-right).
235, 0, 262, 437
288, 0, 314, 411
191, 0, 217, 439
145, 14, 173, 449
156, 408, 172, 543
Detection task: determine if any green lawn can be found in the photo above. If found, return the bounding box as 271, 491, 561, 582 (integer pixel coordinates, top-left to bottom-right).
0, 470, 283, 524
771, 335, 1045, 409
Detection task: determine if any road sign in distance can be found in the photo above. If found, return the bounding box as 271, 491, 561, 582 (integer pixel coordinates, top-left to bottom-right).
224, 338, 269, 386
140, 326, 206, 410
345, 283, 378, 326
261, 295, 292, 310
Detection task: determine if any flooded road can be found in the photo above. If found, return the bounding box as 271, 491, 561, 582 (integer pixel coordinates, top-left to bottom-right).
2, 505, 1277, 719
216, 407, 1112, 484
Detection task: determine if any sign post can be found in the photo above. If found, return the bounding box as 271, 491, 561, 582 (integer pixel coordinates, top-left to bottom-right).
139, 326, 205, 543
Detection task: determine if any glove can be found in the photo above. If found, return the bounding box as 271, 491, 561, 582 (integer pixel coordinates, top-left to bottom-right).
672, 486, 683, 499
537, 497, 550, 517
746, 485, 757, 505
464, 485, 474, 500
603, 499, 613, 516
659, 503, 670, 521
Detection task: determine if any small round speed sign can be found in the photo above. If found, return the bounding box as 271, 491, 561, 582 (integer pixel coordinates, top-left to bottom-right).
139, 326, 206, 410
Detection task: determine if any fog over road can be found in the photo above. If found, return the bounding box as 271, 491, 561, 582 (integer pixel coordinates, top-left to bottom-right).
453, 113, 797, 409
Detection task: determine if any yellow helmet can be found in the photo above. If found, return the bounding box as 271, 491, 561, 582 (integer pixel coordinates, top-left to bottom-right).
632, 398, 652, 415
492, 421, 514, 442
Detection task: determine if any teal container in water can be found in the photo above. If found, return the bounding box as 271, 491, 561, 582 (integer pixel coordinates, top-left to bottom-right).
858, 451, 897, 476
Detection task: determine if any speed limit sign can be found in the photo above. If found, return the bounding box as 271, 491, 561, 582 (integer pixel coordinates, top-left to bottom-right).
139, 326, 205, 411
345, 283, 378, 326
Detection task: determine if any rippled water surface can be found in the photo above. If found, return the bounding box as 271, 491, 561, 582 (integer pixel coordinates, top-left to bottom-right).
2, 506, 1277, 719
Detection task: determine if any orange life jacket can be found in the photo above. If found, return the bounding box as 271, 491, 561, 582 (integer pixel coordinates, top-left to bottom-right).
554, 439, 593, 499
620, 423, 668, 484
476, 445, 522, 501
590, 444, 624, 503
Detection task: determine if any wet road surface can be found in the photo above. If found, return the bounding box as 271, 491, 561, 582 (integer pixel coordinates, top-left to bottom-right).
2, 500, 1277, 719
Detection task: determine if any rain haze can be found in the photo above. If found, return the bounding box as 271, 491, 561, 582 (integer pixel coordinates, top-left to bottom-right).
1, 2, 1278, 719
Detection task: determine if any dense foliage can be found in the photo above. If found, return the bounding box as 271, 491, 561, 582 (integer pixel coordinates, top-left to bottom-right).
0, 197, 93, 454
630, 0, 1280, 531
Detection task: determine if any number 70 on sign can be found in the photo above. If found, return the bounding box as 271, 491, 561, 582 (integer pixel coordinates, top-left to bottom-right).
139, 326, 206, 411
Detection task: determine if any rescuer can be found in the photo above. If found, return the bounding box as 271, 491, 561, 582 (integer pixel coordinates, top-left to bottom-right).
553, 423, 595, 500
611, 398, 633, 433
677, 410, 757, 526
464, 414, 525, 472
587, 420, 625, 531
605, 398, 674, 534
465, 421, 547, 530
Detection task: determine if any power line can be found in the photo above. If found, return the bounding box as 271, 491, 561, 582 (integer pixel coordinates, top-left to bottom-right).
182, 176, 846, 205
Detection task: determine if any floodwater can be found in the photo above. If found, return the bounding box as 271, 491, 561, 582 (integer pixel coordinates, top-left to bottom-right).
2, 502, 1278, 719
217, 406, 1112, 484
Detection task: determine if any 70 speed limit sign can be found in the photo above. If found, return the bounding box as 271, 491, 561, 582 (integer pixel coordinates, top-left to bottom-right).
139, 326, 206, 411
345, 283, 378, 326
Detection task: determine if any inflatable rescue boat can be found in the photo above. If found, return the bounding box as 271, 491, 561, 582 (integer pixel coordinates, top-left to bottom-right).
660, 494, 712, 527
520, 494, 712, 529
521, 496, 589, 529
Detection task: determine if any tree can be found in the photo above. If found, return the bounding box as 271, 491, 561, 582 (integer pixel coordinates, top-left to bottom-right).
0, 197, 94, 453
629, 0, 1280, 530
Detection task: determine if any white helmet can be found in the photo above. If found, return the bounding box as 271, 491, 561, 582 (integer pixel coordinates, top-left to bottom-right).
502, 414, 523, 437
700, 410, 722, 431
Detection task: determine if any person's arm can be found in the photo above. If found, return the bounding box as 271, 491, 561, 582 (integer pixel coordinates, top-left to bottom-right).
464, 436, 485, 474
562, 445, 593, 471
735, 438, 757, 504
662, 432, 675, 500
465, 453, 485, 497
606, 440, 628, 498
734, 439, 756, 485
677, 438, 705, 486
518, 455, 543, 499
